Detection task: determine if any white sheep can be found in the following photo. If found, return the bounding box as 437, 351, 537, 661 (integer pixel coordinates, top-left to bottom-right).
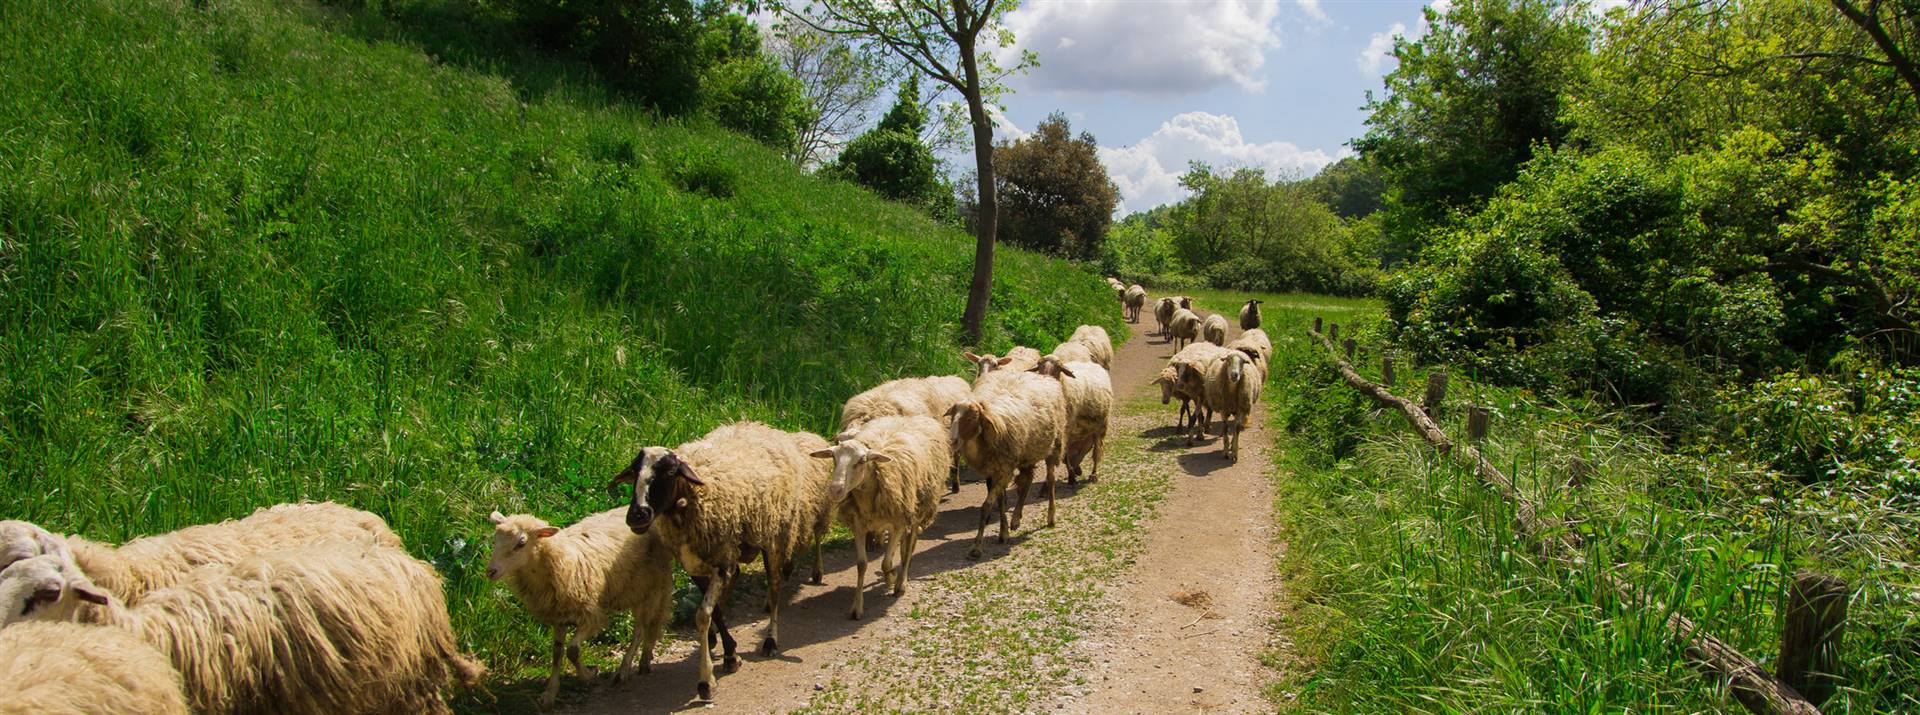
485, 508, 675, 707
1206, 351, 1265, 461
1227, 327, 1272, 372
808, 415, 950, 620
965, 346, 1043, 381
838, 373, 972, 497
1164, 342, 1236, 444
608, 421, 834, 701
0, 620, 190, 715
1123, 285, 1148, 322
1, 545, 485, 715
945, 370, 1068, 559
1203, 313, 1230, 346
1029, 357, 1113, 485
0, 502, 402, 605
1049, 339, 1097, 366
1067, 324, 1114, 370
1168, 308, 1202, 351
1238, 299, 1263, 330
1153, 297, 1177, 336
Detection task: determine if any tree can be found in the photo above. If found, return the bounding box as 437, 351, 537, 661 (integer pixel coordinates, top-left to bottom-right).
992, 112, 1118, 259
789, 0, 1036, 344
1304, 155, 1386, 220
768, 21, 893, 167
827, 79, 943, 205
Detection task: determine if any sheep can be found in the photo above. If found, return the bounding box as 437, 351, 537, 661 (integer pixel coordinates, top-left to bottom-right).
807, 415, 950, 620
1050, 340, 1096, 366
608, 421, 834, 701
1206, 351, 1266, 461
1122, 284, 1147, 322
484, 508, 675, 707
1203, 313, 1230, 346
1161, 342, 1235, 443
1227, 327, 1272, 372
1, 502, 402, 605
1154, 297, 1177, 336
944, 369, 1068, 560
838, 374, 972, 496
1239, 299, 1263, 330
1029, 357, 1112, 485
1067, 324, 1114, 370
1106, 277, 1126, 294
1, 545, 485, 715
1168, 308, 1202, 351
965, 346, 1043, 381
0, 621, 191, 715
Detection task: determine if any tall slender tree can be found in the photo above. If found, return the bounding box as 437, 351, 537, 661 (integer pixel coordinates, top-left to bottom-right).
789, 0, 1035, 343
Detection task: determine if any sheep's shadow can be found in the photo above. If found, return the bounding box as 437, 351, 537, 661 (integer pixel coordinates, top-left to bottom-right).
1175, 450, 1236, 476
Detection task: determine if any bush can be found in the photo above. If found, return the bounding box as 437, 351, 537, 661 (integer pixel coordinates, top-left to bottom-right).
1722, 365, 1920, 491
701, 56, 813, 153
505, 0, 705, 114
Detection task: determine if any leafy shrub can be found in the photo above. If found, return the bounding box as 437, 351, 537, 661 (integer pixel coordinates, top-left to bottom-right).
1723, 365, 1920, 492
504, 0, 705, 114
700, 56, 813, 153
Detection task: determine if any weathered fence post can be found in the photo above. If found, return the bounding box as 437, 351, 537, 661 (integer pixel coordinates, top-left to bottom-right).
1329, 323, 1340, 342
1778, 572, 1850, 706
1314, 316, 1323, 334
1382, 356, 1396, 385
1343, 339, 1357, 361
1423, 371, 1448, 417
1466, 406, 1491, 443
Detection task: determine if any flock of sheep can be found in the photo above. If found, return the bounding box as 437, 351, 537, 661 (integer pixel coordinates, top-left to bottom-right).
0, 280, 1269, 713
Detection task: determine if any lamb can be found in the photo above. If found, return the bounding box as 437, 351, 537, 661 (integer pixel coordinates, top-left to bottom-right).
484, 508, 675, 707
608, 421, 834, 701
1029, 357, 1112, 484
808, 415, 950, 619
1168, 308, 1202, 351
1203, 313, 1230, 346
1, 545, 485, 715
0, 620, 190, 715
0, 502, 402, 605
1067, 324, 1114, 370
1154, 297, 1177, 337
1227, 328, 1272, 371
1122, 284, 1147, 322
1238, 299, 1263, 330
966, 346, 1043, 381
1206, 351, 1265, 461
1161, 342, 1236, 443
944, 369, 1068, 559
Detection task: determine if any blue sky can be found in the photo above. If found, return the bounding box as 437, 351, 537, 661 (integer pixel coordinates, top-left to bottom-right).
982, 0, 1438, 214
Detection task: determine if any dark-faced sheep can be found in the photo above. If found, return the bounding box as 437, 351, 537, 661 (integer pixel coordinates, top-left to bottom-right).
1238, 299, 1263, 330
945, 370, 1068, 559
609, 421, 833, 701
1227, 328, 1272, 372
1153, 297, 1177, 337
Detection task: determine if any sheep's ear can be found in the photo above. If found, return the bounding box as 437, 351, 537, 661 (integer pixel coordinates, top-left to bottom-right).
72, 581, 110, 606
963, 351, 981, 362
532, 527, 560, 539
944, 404, 965, 418
809, 448, 835, 459
995, 356, 1013, 366
488, 510, 507, 525
673, 459, 705, 487
1057, 365, 1077, 379
863, 453, 892, 464
607, 468, 637, 493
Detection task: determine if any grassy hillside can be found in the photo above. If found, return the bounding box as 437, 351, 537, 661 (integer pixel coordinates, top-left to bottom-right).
0, 0, 1121, 680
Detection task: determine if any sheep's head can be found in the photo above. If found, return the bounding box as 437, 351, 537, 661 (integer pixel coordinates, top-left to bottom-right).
944, 402, 988, 449
483, 512, 559, 581
809, 439, 892, 505
1235, 346, 1263, 366
0, 520, 66, 575
963, 351, 1014, 377
1028, 356, 1079, 380
1223, 351, 1251, 384
1153, 366, 1179, 404
0, 554, 108, 629
608, 447, 704, 535
1179, 297, 1192, 309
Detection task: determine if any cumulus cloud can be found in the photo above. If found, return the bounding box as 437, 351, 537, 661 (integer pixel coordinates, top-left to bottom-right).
1098, 112, 1338, 214
1000, 0, 1284, 95
1294, 0, 1329, 23
1358, 22, 1408, 75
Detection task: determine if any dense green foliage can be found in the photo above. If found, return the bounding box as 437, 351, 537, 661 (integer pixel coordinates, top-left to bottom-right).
0, 0, 1120, 690
990, 113, 1119, 259
825, 78, 949, 214
1165, 164, 1379, 296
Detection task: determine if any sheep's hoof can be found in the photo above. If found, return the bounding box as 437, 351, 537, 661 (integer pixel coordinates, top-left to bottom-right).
613, 666, 634, 683
891, 587, 906, 597
759, 637, 778, 656
967, 547, 983, 560
849, 609, 862, 620
721, 655, 741, 673
696, 681, 713, 701
811, 574, 824, 586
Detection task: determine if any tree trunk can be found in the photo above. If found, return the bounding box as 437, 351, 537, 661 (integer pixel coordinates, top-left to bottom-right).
958, 39, 996, 345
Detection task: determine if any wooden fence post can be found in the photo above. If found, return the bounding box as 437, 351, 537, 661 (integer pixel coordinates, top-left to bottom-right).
1466, 406, 1490, 442
1778, 572, 1849, 706
1343, 338, 1357, 360
1382, 356, 1396, 385
1314, 316, 1323, 333
1423, 371, 1448, 417
1329, 323, 1340, 342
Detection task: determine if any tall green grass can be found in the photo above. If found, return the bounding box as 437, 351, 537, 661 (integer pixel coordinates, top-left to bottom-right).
1266, 314, 1918, 712
0, 0, 1122, 685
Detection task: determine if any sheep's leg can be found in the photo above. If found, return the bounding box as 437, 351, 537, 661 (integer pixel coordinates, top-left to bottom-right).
878, 524, 896, 581
1044, 457, 1058, 528
693, 574, 723, 701
694, 573, 740, 674
1091, 428, 1106, 481
893, 528, 918, 595
1010, 466, 1035, 533
615, 608, 646, 681
849, 519, 869, 620
539, 628, 565, 707
811, 536, 824, 585
970, 477, 1004, 559
761, 552, 784, 655
566, 628, 598, 681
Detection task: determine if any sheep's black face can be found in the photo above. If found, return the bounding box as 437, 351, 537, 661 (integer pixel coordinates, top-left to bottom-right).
610, 447, 667, 534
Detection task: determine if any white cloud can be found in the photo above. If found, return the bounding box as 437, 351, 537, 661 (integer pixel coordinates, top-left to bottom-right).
1294, 0, 1329, 24
1358, 22, 1407, 75
1098, 112, 1338, 214
1001, 0, 1284, 95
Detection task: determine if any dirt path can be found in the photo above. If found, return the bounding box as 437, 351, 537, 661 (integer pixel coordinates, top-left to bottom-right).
546, 314, 1279, 714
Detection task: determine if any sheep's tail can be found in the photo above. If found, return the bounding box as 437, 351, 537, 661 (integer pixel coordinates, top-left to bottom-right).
449, 653, 488, 689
